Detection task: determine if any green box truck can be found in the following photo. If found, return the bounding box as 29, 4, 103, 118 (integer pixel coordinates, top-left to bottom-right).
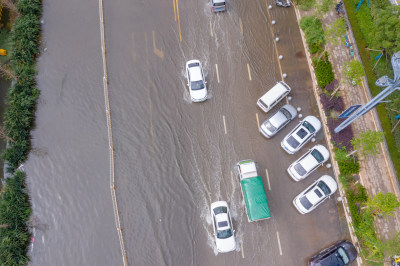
237, 160, 271, 222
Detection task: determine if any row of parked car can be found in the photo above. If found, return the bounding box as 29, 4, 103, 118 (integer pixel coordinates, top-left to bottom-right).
184, 11, 356, 262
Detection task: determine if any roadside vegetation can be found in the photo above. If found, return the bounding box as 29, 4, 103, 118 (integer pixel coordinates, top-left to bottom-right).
0, 0, 42, 265
298, 0, 400, 264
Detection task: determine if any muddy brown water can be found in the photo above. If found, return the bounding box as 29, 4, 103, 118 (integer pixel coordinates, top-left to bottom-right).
25, 0, 347, 265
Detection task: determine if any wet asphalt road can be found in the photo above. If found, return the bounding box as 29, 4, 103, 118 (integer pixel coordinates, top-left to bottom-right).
25, 0, 349, 265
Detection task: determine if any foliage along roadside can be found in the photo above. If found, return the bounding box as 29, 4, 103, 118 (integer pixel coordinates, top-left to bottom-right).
343, 0, 400, 179
0, 0, 42, 265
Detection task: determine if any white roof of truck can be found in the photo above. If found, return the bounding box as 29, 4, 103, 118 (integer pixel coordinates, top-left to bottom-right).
238, 160, 258, 179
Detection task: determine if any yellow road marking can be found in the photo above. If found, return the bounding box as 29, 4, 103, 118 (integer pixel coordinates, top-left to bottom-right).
215, 64, 220, 83
223, 115, 227, 134
241, 242, 245, 258
210, 21, 213, 37
247, 63, 252, 80
176, 0, 182, 42
266, 1, 283, 80
239, 18, 243, 34
230, 171, 235, 190
173, 0, 176, 21
256, 113, 260, 131
152, 30, 164, 59
266, 169, 271, 190
131, 33, 136, 63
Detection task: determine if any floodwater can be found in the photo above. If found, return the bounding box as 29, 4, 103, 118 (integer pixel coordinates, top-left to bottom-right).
26, 0, 346, 265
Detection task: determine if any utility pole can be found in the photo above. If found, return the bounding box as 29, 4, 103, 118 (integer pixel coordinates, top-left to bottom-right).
334, 51, 400, 133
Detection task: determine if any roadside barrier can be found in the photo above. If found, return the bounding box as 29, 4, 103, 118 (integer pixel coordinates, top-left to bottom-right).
98, 0, 128, 265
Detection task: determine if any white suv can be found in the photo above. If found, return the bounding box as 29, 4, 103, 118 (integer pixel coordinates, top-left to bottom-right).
185, 60, 207, 102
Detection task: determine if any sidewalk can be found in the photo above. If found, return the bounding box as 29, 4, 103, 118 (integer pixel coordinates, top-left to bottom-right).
295, 4, 400, 264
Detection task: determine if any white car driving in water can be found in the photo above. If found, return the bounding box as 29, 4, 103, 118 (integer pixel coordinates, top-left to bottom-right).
210, 201, 236, 253
185, 60, 207, 102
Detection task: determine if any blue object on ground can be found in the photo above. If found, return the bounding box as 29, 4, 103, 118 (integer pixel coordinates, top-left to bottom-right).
395, 114, 400, 120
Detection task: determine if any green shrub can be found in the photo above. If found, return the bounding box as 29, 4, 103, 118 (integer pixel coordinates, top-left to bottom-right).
0, 171, 32, 265
17, 0, 42, 17
338, 158, 360, 175
300, 16, 325, 54
339, 174, 353, 190
313, 54, 335, 89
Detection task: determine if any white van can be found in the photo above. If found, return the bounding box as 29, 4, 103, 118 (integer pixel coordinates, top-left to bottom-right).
257, 81, 291, 113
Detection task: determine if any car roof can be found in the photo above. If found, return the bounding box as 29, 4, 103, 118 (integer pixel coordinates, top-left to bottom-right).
269, 110, 288, 127
215, 213, 230, 229
299, 152, 319, 172
187, 60, 203, 81
212, 0, 225, 3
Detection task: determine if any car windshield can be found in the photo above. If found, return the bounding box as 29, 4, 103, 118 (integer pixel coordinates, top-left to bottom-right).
217, 228, 233, 239
317, 181, 331, 195
281, 108, 292, 119
213, 206, 227, 215
303, 121, 316, 133
264, 121, 277, 132
300, 195, 313, 210
287, 136, 300, 148
191, 80, 205, 90
337, 247, 350, 264
294, 163, 307, 176
213, 2, 225, 6
311, 149, 324, 163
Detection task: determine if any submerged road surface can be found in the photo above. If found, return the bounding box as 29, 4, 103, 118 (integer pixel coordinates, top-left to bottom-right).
26, 0, 349, 265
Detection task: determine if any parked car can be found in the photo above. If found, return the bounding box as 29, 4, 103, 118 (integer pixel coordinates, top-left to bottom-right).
185, 60, 207, 102
257, 81, 291, 113
210, 0, 226, 12
281, 115, 321, 154
260, 104, 297, 138
293, 175, 337, 214
287, 145, 330, 181
309, 240, 358, 266
210, 201, 236, 253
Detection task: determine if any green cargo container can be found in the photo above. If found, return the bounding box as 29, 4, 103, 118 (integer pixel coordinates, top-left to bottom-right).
240, 176, 271, 221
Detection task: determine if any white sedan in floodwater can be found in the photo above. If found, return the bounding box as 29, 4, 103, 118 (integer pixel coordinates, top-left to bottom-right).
210, 201, 236, 253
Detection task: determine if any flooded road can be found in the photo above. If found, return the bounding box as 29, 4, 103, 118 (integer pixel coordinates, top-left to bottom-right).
26, 0, 347, 265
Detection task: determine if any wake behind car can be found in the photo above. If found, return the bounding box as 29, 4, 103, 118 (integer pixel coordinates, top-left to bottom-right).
309, 240, 358, 266
260, 104, 297, 138
210, 201, 236, 253
185, 60, 207, 102
293, 175, 337, 214
287, 145, 330, 181
281, 115, 321, 154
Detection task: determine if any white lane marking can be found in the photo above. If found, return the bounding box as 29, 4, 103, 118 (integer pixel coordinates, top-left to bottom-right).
215, 64, 220, 83
210, 21, 213, 37
231, 171, 235, 190
256, 113, 260, 131
152, 30, 164, 59
241, 242, 245, 258
239, 18, 243, 34
247, 63, 252, 81
223, 115, 227, 134
276, 231, 283, 255
266, 169, 271, 190
131, 33, 136, 63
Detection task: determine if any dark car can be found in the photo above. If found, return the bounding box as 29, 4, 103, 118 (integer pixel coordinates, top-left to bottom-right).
309, 240, 358, 266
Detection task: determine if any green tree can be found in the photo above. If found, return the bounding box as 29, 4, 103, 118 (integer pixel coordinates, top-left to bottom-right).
365, 192, 400, 220
350, 130, 384, 157
370, 6, 400, 55
343, 59, 365, 86
324, 18, 347, 46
